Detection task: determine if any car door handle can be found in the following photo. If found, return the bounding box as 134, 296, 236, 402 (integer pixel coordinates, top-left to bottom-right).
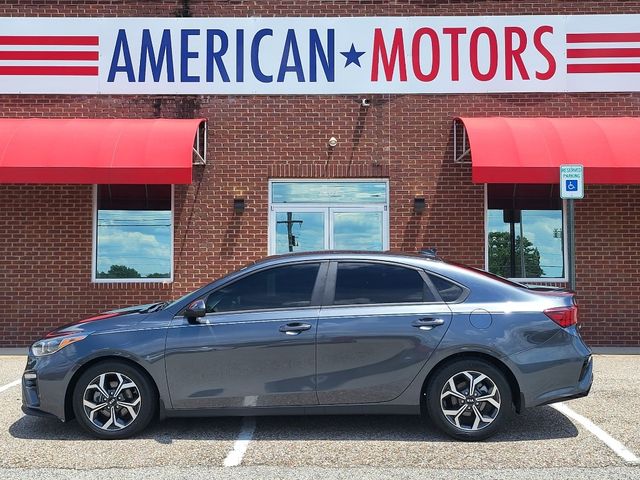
279, 322, 312, 335
412, 318, 445, 331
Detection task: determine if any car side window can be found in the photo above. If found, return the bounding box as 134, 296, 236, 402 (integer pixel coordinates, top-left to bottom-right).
428, 273, 464, 302
206, 263, 321, 313
333, 262, 435, 305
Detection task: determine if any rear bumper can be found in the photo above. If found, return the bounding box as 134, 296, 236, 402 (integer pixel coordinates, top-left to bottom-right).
506, 327, 593, 409
534, 354, 593, 406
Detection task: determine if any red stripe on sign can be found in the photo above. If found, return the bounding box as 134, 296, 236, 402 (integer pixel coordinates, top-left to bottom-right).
567, 48, 640, 58
566, 32, 640, 43
0, 51, 98, 61
0, 35, 98, 46
0, 66, 98, 76
567, 63, 640, 73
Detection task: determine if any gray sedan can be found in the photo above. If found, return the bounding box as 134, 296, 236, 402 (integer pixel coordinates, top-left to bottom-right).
22, 251, 592, 441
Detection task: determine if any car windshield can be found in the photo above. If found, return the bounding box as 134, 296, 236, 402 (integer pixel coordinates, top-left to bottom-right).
163, 292, 196, 310
163, 260, 259, 310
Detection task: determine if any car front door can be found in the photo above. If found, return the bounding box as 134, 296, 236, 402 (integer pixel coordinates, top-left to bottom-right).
165, 262, 326, 409
316, 261, 452, 404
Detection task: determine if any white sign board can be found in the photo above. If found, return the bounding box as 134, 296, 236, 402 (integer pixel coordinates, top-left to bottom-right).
560, 165, 584, 199
1, 15, 640, 94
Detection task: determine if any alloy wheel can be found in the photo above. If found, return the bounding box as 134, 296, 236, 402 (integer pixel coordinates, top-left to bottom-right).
81, 372, 142, 431
440, 370, 501, 431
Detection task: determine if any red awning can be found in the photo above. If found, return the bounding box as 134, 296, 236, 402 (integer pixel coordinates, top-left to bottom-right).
0, 118, 205, 184
457, 117, 640, 184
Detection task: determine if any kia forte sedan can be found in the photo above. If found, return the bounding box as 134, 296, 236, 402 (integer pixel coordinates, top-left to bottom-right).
22, 252, 592, 441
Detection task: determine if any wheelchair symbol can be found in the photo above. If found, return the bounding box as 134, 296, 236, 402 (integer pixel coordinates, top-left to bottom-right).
565, 180, 578, 191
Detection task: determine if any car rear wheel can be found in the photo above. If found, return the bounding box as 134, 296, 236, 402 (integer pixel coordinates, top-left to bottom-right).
425, 359, 512, 441
72, 360, 156, 439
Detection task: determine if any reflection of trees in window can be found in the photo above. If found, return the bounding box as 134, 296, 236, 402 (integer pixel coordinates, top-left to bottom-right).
488, 232, 543, 278
97, 264, 170, 279
487, 184, 564, 279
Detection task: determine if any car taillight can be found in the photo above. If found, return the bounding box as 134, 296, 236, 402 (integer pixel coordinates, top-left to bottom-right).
544, 305, 578, 328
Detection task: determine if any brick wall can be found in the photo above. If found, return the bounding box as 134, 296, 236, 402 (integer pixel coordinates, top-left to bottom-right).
1, 1, 639, 346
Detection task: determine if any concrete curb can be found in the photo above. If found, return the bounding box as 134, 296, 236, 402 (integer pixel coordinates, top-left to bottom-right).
0, 348, 28, 355
591, 347, 640, 355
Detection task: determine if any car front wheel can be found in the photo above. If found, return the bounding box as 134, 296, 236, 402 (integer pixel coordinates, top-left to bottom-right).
425, 359, 512, 441
72, 360, 156, 439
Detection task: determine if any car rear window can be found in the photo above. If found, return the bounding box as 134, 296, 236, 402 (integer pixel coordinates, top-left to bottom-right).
334, 262, 434, 305
428, 274, 465, 302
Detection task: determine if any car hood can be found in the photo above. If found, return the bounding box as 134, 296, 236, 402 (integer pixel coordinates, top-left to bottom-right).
44, 303, 158, 337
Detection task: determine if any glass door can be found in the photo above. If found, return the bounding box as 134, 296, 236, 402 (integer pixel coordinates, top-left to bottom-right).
268, 180, 389, 255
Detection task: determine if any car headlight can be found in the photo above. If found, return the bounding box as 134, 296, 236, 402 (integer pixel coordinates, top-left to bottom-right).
31, 334, 87, 357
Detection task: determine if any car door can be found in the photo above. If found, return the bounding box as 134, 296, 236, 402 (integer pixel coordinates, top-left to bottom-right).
316, 261, 452, 405
165, 261, 326, 409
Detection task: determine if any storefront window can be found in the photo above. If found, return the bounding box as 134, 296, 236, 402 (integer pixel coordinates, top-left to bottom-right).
486, 184, 565, 280
272, 181, 387, 203
269, 181, 389, 254
94, 185, 172, 281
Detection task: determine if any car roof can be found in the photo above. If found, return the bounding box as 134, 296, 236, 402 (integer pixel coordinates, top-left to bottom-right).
253, 250, 441, 266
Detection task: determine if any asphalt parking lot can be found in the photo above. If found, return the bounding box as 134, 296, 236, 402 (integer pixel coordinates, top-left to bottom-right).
0, 355, 638, 479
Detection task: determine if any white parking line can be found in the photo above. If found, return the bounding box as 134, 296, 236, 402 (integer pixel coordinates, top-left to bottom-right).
0, 379, 21, 394
552, 402, 639, 464
223, 417, 256, 467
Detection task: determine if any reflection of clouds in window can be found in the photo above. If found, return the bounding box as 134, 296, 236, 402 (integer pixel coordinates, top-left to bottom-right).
334, 212, 383, 250
275, 212, 324, 254
273, 182, 387, 204
522, 211, 563, 278
488, 213, 510, 233
97, 210, 171, 277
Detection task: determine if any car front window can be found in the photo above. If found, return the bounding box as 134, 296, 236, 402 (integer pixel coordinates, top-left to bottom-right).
205, 263, 321, 313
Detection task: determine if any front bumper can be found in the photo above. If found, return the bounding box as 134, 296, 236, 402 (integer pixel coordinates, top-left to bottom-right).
21, 351, 74, 422
21, 405, 57, 419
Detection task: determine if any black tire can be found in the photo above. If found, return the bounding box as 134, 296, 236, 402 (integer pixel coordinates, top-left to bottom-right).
72, 360, 157, 439
425, 358, 513, 441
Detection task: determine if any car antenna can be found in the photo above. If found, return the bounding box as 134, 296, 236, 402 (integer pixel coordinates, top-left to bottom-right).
419, 247, 438, 258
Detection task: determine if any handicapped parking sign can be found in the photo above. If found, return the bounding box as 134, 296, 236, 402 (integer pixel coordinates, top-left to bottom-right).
560, 165, 584, 199
565, 179, 578, 191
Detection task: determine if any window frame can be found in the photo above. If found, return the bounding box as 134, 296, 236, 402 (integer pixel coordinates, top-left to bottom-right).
322, 260, 443, 308
197, 261, 329, 317
91, 184, 175, 284
267, 179, 390, 255
483, 184, 568, 283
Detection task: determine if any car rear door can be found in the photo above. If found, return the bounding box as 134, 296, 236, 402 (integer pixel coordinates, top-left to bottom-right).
316, 260, 452, 405
165, 261, 327, 409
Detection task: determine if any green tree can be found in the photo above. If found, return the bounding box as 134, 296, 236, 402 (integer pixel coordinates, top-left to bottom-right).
98, 264, 142, 279
146, 272, 170, 278
488, 231, 543, 278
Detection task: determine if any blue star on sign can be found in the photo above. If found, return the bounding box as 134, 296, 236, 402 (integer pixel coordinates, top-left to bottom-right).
340, 44, 365, 68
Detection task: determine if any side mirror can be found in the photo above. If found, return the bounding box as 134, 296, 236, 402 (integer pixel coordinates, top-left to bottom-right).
184, 299, 206, 320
